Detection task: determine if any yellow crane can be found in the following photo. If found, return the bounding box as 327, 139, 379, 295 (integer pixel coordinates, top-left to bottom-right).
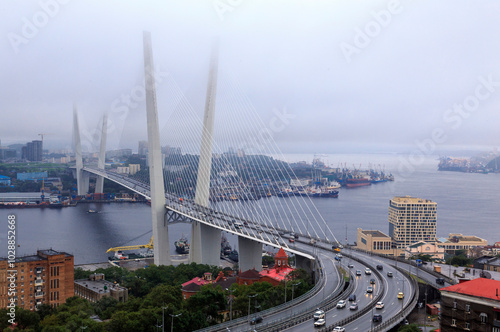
106, 236, 154, 253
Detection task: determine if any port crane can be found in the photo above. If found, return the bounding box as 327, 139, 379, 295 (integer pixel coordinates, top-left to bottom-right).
106, 236, 153, 253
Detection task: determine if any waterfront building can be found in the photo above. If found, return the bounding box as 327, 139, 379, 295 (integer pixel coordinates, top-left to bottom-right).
17, 171, 48, 181
404, 241, 445, 260
356, 228, 395, 256
0, 249, 74, 310
437, 233, 488, 256
0, 175, 11, 186
74, 273, 128, 303
439, 278, 500, 331
388, 196, 437, 249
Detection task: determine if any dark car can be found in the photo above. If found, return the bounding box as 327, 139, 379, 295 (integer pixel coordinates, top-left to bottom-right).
373, 314, 382, 322
370, 278, 376, 284
376, 265, 383, 270
250, 316, 263, 325
436, 278, 445, 285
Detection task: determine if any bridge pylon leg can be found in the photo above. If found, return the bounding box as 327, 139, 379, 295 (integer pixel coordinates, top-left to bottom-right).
191, 42, 220, 266
143, 31, 171, 266
238, 237, 262, 272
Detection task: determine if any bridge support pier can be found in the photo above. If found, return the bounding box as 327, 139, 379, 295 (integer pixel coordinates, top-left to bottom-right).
295, 255, 313, 275
238, 237, 262, 272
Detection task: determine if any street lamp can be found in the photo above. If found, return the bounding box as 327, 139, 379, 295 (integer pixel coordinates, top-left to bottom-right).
155, 319, 162, 332
247, 294, 258, 324
162, 304, 169, 332
170, 313, 182, 332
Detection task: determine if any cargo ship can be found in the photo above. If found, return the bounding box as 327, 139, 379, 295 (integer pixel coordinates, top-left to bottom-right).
345, 176, 372, 188
174, 235, 190, 254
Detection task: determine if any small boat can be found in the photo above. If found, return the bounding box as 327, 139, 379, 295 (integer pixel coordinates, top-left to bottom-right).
87, 209, 98, 213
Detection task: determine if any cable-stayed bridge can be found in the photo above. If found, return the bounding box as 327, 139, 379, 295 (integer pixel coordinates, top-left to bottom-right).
72, 31, 338, 273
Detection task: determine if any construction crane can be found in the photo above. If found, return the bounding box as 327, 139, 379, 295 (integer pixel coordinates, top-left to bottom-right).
38, 133, 53, 143
106, 236, 153, 253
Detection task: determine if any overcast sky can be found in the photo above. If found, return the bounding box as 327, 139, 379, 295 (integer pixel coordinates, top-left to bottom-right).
1, 0, 500, 154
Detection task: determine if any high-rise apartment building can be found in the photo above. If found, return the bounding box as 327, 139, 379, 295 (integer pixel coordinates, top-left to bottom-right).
21, 140, 43, 161
0, 249, 74, 311
388, 196, 437, 249
138, 140, 148, 156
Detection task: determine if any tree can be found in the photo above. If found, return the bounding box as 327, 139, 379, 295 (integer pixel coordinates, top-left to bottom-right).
398, 324, 422, 332
186, 285, 226, 324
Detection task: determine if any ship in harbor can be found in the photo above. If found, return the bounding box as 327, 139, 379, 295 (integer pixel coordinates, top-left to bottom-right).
345, 176, 372, 188
174, 235, 190, 254
221, 234, 232, 257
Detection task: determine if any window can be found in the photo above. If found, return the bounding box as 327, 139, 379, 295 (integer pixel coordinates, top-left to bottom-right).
453, 301, 457, 309
465, 322, 471, 330
480, 312, 487, 323
451, 319, 456, 326
57, 279, 59, 288
465, 304, 470, 312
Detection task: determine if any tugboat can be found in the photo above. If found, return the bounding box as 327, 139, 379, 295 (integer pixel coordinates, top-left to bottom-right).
174, 235, 190, 254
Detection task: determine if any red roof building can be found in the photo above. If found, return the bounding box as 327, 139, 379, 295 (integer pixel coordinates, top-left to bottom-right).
237, 248, 295, 286
439, 278, 500, 331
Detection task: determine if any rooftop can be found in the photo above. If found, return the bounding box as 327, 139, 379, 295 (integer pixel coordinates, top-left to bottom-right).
391, 196, 435, 204
440, 278, 500, 301
260, 266, 294, 282
361, 230, 390, 238
75, 278, 127, 294
1, 249, 72, 263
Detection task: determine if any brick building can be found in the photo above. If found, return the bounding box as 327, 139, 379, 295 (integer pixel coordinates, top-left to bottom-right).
74, 273, 128, 303
0, 249, 74, 310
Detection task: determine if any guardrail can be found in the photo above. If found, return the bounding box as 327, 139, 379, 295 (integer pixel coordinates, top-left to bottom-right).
314, 254, 386, 332
368, 266, 419, 331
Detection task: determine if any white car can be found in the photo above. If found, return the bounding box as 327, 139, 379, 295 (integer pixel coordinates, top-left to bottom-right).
314, 318, 326, 327
375, 302, 384, 309
333, 327, 346, 332
336, 300, 347, 308
365, 268, 372, 275
313, 309, 325, 320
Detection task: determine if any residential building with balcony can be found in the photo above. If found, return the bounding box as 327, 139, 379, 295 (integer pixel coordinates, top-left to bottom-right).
0, 249, 74, 311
